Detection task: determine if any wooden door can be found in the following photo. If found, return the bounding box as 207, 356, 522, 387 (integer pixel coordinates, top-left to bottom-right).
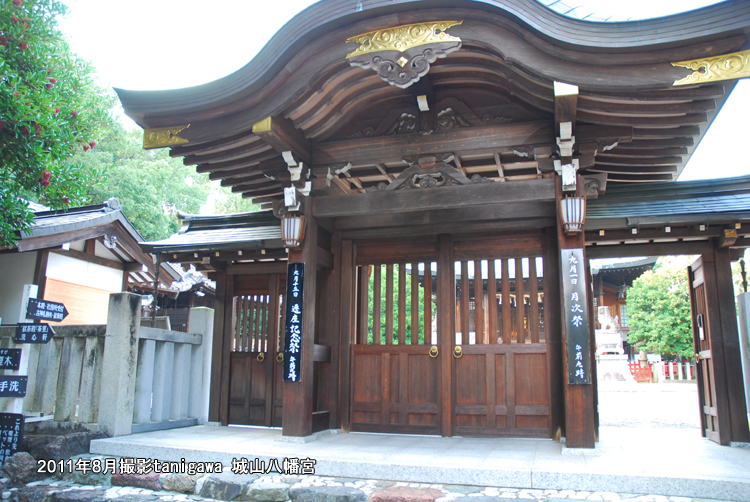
350, 261, 441, 434
451, 235, 550, 437
228, 274, 285, 426
688, 258, 721, 443
349, 234, 551, 438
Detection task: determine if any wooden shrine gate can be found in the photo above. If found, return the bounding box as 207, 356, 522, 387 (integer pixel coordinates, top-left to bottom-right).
228, 273, 285, 427
349, 232, 555, 437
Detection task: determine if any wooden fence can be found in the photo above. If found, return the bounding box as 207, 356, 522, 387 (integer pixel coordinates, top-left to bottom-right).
0, 294, 213, 436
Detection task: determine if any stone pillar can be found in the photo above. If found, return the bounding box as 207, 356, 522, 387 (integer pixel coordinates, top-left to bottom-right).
188, 307, 214, 424
736, 292, 750, 425
97, 292, 140, 437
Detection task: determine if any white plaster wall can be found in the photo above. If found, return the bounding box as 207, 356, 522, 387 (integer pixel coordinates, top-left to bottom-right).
0, 252, 38, 324
46, 253, 123, 292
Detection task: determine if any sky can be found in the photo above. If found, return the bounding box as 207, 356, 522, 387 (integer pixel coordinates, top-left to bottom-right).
57, 0, 749, 182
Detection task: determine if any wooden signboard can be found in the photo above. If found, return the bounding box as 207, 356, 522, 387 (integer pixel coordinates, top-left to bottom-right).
283, 262, 304, 382
26, 298, 68, 322
0, 413, 24, 466
14, 323, 55, 344
0, 376, 27, 398
561, 248, 591, 385
0, 350, 21, 371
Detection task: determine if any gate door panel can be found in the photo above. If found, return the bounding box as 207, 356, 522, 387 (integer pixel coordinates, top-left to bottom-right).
228, 274, 284, 427
689, 258, 721, 443
351, 258, 440, 434
452, 252, 550, 438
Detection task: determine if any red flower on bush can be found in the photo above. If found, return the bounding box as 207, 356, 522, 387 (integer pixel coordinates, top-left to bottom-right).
46, 83, 53, 90
54, 107, 60, 115
0, 36, 6, 46
18, 42, 27, 51
11, 16, 19, 23
20, 126, 28, 135
49, 78, 57, 84
12, 0, 22, 6
89, 141, 96, 148
14, 92, 19, 97
83, 144, 89, 152
42, 170, 51, 181
71, 110, 78, 117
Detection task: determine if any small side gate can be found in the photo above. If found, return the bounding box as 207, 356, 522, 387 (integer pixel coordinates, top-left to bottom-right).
228, 274, 285, 427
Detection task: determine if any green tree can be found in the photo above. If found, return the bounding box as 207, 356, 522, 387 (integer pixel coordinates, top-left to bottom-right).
0, 0, 114, 246
626, 258, 693, 359
367, 263, 431, 344
80, 125, 211, 241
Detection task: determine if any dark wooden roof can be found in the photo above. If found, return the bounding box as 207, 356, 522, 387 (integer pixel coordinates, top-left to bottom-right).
585, 174, 750, 258
9, 199, 181, 285
140, 211, 285, 273
116, 0, 750, 202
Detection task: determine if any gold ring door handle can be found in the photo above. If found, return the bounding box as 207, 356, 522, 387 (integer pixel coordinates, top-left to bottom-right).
453, 346, 463, 358
429, 346, 438, 358
257, 352, 265, 362
276, 353, 284, 363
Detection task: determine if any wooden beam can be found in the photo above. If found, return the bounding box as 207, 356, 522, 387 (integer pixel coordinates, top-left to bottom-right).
17, 222, 113, 253
34, 250, 49, 299
227, 262, 287, 275
554, 81, 578, 140
252, 116, 312, 164
50, 248, 125, 270
195, 150, 280, 173
314, 178, 555, 218
312, 121, 631, 167
588, 165, 678, 175
587, 241, 714, 259
184, 141, 273, 165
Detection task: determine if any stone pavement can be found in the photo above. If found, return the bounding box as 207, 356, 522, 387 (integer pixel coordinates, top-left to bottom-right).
2, 461, 746, 502
90, 425, 750, 501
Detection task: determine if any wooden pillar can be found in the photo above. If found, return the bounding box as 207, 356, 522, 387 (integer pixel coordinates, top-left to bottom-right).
437, 234, 454, 437
556, 178, 596, 448
208, 269, 233, 424
711, 249, 750, 444
283, 199, 318, 436
338, 239, 355, 432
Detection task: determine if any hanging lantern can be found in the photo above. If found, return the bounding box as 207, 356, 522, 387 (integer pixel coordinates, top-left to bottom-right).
281, 215, 306, 249
560, 196, 586, 234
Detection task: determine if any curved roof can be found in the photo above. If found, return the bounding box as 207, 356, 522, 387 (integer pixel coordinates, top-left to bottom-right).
116, 0, 750, 200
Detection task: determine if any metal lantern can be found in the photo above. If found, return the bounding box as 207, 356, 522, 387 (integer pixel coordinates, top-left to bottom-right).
560, 196, 586, 234
281, 215, 306, 249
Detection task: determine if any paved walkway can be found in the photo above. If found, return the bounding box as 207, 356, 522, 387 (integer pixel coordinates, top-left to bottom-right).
90, 425, 750, 501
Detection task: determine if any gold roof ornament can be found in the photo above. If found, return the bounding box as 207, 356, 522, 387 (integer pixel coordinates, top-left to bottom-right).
143, 124, 190, 149
345, 21, 463, 59
672, 49, 750, 86
345, 21, 464, 89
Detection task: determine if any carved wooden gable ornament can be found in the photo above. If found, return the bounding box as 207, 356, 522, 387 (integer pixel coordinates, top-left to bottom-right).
345, 21, 463, 88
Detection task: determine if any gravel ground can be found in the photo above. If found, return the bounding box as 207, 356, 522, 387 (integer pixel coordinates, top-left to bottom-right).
597, 381, 701, 429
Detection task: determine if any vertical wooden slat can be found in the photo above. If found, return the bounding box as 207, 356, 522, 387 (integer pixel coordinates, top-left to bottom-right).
411, 263, 419, 345
437, 236, 454, 437
254, 295, 262, 352
339, 240, 355, 432
358, 266, 369, 345
474, 260, 485, 344
373, 265, 382, 345
424, 262, 432, 345
265, 278, 280, 428
529, 257, 540, 343
486, 352, 497, 428
386, 264, 394, 345
461, 260, 469, 345
502, 258, 511, 344
243, 296, 251, 352
516, 258, 525, 343
488, 260, 498, 344
399, 352, 408, 425
232, 297, 239, 352
381, 353, 390, 425
398, 263, 406, 345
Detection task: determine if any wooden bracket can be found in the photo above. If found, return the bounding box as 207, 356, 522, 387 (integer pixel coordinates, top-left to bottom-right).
252, 116, 311, 164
